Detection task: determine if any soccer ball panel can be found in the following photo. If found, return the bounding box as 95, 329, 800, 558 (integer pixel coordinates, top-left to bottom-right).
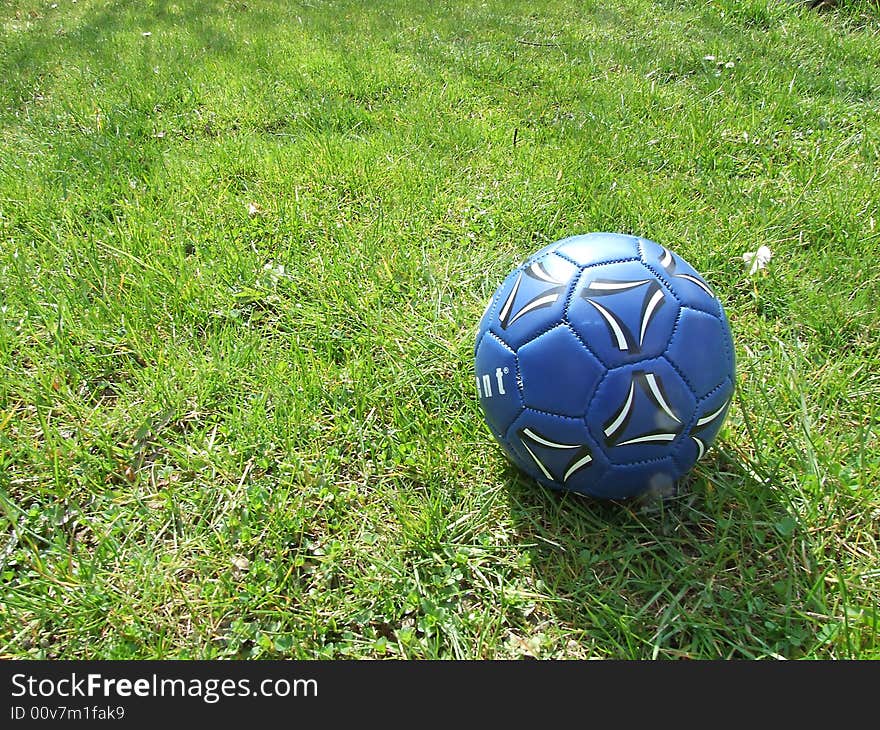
474, 331, 522, 439
504, 409, 607, 494
517, 325, 604, 418
639, 238, 721, 316
476, 264, 523, 349
485, 252, 579, 350
676, 377, 735, 469
586, 359, 696, 466
567, 260, 679, 367
597, 458, 679, 500
553, 232, 642, 266
664, 307, 734, 399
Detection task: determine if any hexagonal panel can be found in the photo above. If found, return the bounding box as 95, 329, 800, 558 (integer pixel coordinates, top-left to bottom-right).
553, 232, 641, 266
485, 252, 579, 350
505, 409, 607, 493
517, 325, 604, 418
599, 458, 682, 500
587, 359, 696, 465
664, 307, 735, 399
567, 260, 679, 367
524, 240, 565, 262
476, 264, 522, 347
476, 292, 500, 349
474, 331, 522, 440
677, 377, 735, 470
639, 238, 721, 316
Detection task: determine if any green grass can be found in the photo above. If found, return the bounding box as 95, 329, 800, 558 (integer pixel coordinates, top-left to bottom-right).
1, 0, 878, 659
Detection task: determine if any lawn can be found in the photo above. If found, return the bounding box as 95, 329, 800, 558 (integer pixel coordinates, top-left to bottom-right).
1, 0, 878, 659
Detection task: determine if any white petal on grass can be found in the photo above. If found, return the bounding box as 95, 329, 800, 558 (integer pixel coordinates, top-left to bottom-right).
742, 245, 773, 275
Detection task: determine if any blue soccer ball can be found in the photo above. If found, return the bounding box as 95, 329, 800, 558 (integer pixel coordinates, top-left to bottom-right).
474, 232, 735, 500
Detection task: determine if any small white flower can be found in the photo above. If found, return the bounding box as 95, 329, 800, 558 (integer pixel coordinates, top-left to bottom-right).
743, 245, 772, 275
703, 55, 716, 62
247, 202, 261, 217
261, 262, 287, 286
230, 555, 249, 578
